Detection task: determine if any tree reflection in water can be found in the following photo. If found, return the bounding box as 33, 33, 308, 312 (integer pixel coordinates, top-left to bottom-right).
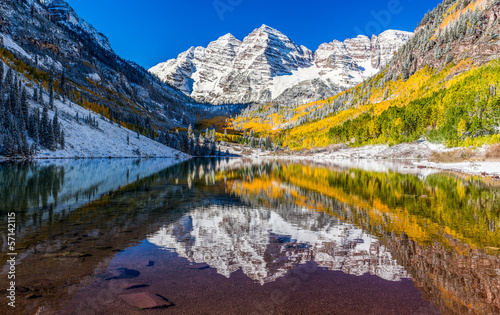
0, 158, 498, 314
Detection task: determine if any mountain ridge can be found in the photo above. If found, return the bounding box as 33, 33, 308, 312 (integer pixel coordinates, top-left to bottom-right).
149, 25, 412, 105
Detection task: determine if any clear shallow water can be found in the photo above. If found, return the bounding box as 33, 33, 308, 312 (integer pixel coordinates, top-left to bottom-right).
1, 158, 499, 314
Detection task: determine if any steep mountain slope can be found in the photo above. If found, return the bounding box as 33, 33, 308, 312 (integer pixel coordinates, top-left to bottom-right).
0, 0, 225, 158
0, 0, 214, 130
232, 0, 500, 150
150, 26, 412, 105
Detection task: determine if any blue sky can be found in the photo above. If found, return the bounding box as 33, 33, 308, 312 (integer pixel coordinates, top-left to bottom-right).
67, 0, 443, 69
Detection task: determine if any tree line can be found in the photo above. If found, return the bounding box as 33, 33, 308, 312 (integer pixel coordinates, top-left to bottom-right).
0, 63, 64, 158
158, 125, 229, 157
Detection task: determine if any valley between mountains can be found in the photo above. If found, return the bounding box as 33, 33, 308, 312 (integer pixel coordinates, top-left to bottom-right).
0, 0, 499, 178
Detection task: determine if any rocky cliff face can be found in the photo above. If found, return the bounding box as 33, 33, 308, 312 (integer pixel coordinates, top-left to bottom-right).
150, 26, 412, 105
41, 0, 112, 51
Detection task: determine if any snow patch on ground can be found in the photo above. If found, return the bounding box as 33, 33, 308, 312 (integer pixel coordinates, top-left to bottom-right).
86, 73, 101, 83
31, 93, 189, 159
0, 33, 32, 60
38, 55, 63, 72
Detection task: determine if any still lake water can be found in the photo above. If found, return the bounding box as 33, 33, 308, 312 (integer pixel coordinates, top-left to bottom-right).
1, 158, 499, 314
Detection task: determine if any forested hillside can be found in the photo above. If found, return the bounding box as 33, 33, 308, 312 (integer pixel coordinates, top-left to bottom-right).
231, 0, 500, 150
0, 62, 64, 157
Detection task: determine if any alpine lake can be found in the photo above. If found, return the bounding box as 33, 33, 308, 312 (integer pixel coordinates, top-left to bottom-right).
1, 158, 499, 315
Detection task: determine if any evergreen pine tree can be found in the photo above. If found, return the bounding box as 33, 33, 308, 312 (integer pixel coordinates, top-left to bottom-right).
32, 87, 38, 102
20, 88, 28, 129
210, 139, 216, 156
193, 134, 201, 156
4, 68, 13, 92
41, 106, 49, 148
0, 62, 4, 85
39, 86, 45, 107
3, 133, 14, 157
53, 111, 60, 147
49, 77, 54, 110
60, 72, 66, 101
188, 138, 194, 155
47, 122, 55, 150
202, 133, 211, 156
265, 136, 272, 150
180, 132, 189, 153
60, 130, 65, 150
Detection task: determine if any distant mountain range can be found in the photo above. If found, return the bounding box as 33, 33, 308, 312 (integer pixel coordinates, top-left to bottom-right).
1, 0, 498, 158
149, 25, 412, 105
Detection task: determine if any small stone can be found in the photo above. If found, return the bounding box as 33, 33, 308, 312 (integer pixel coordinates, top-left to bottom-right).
105, 268, 140, 280
26, 293, 42, 299
119, 292, 173, 309
17, 286, 30, 294
147, 260, 154, 267
125, 284, 150, 290
186, 263, 209, 270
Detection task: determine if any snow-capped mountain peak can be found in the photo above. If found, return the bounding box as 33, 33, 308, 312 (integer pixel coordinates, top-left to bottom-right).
213, 33, 241, 44
149, 27, 412, 105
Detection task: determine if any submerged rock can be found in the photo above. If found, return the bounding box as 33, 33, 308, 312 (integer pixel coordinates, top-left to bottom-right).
105, 268, 140, 280
125, 284, 150, 290
119, 292, 173, 309
186, 263, 210, 270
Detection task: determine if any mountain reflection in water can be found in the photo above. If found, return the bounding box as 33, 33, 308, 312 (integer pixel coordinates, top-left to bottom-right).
149, 205, 408, 284
0, 158, 498, 315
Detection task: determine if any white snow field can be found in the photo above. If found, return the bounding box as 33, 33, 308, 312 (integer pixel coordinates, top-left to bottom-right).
31, 91, 189, 160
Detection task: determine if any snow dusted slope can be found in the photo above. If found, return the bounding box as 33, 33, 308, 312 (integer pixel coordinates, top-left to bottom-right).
150, 26, 412, 105
31, 88, 189, 159
0, 33, 33, 61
